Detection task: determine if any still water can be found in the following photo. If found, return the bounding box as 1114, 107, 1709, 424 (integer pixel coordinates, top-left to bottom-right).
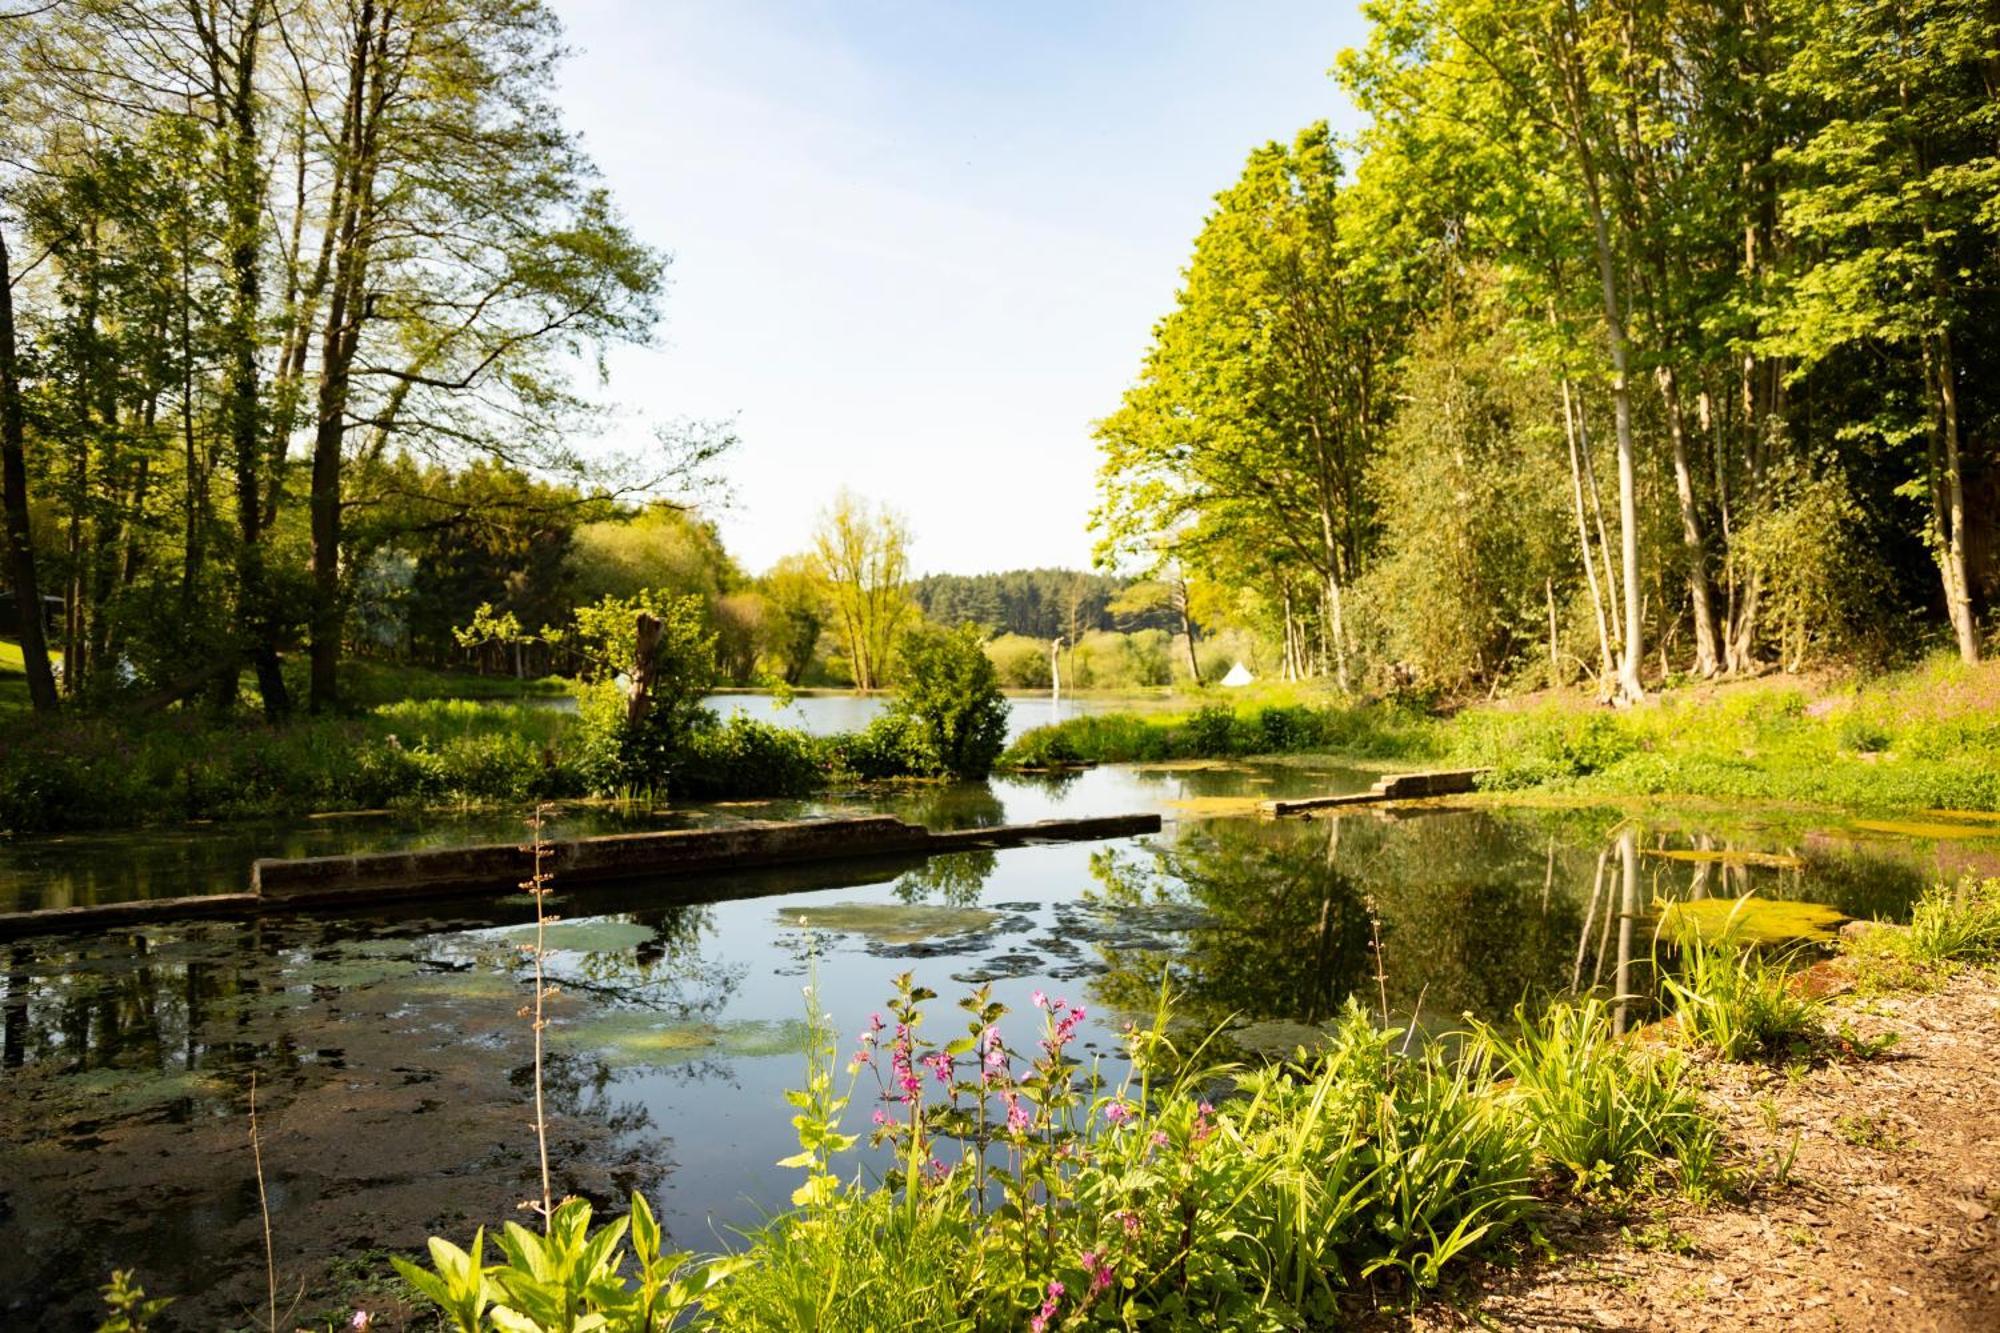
702, 689, 1160, 742
1, 760, 1994, 1328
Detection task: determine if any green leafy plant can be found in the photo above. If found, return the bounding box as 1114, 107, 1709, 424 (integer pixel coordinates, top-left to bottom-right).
1659, 900, 1827, 1061
92, 1271, 172, 1333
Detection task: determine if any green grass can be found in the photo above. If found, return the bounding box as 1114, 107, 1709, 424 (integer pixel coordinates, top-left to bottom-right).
0, 637, 41, 717
1658, 904, 1829, 1062
1004, 655, 2000, 814
333, 658, 571, 706
1848, 875, 2000, 990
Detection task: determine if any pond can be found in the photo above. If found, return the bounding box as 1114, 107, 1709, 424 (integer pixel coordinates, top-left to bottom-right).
3, 763, 1996, 1328
531, 688, 1174, 743
707, 689, 1177, 742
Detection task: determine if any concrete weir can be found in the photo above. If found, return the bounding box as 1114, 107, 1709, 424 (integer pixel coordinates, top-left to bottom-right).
1260, 768, 1489, 817
0, 812, 1162, 939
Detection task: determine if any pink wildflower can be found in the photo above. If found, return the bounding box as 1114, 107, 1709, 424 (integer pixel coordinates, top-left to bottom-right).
1031, 989, 1048, 1009
1104, 1100, 1133, 1126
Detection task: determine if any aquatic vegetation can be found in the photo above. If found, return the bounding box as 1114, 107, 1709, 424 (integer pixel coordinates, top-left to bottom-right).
1644, 847, 1803, 869
1658, 905, 1828, 1061
1657, 897, 1846, 946
1849, 818, 2000, 841
776, 902, 1000, 944
550, 1015, 811, 1069
1161, 795, 1270, 818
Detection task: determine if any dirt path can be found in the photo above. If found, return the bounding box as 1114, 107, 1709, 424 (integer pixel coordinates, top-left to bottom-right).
1400, 969, 2000, 1331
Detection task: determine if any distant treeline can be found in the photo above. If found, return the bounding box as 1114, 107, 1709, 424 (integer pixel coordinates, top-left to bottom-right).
909, 569, 1176, 640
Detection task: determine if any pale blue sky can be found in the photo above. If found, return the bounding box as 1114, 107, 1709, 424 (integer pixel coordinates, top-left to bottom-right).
553, 1, 1367, 575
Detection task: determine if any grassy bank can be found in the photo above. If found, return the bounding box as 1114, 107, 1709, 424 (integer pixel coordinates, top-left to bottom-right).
1003, 657, 2000, 812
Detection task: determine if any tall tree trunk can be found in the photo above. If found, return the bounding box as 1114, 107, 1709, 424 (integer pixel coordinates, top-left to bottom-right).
1657, 365, 1723, 675
1178, 575, 1202, 686
215, 0, 290, 719
308, 0, 386, 713
1551, 22, 1646, 700
0, 225, 60, 712
1930, 330, 1979, 662
1561, 377, 1616, 694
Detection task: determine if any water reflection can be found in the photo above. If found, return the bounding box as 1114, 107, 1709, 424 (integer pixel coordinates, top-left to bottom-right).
1087, 819, 1373, 1028
1083, 806, 1938, 1042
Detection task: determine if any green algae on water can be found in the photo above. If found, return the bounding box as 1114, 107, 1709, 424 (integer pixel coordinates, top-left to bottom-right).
499, 919, 658, 954
1851, 818, 2000, 841
550, 1014, 811, 1068
775, 902, 999, 944
1656, 896, 1846, 945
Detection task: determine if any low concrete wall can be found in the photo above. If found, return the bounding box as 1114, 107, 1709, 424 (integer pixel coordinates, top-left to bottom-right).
0, 811, 1164, 938
254, 815, 935, 905
1261, 768, 1488, 817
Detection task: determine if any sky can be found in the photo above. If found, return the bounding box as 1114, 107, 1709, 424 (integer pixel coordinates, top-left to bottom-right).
552, 1, 1369, 577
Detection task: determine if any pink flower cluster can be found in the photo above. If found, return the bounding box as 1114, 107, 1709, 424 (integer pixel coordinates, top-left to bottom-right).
981, 1025, 1009, 1085
850, 1012, 886, 1070
1034, 992, 1087, 1061
1028, 1279, 1065, 1333
1193, 1099, 1216, 1144
1079, 1248, 1115, 1293
888, 1022, 922, 1102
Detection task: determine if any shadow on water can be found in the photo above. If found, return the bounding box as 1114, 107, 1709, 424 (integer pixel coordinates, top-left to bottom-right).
0, 759, 1983, 1328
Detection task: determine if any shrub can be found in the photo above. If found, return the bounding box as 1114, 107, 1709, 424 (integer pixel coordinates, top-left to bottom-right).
677, 715, 828, 799
878, 624, 1010, 779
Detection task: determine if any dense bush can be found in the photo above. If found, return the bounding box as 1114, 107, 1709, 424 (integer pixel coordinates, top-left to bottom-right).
1001, 698, 1440, 768
676, 715, 829, 799
0, 701, 584, 832
876, 624, 1011, 779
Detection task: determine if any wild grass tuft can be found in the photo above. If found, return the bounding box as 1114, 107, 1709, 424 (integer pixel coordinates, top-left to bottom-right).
1485, 998, 1721, 1199
1659, 905, 1826, 1062
1848, 875, 2000, 991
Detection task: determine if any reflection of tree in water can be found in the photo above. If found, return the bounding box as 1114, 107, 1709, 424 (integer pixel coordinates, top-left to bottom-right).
1333, 813, 1593, 1020
557, 906, 745, 1024
893, 849, 997, 907
876, 782, 1007, 830
1086, 819, 1373, 1029
1000, 769, 1086, 801
0, 922, 309, 1093
513, 1050, 656, 1137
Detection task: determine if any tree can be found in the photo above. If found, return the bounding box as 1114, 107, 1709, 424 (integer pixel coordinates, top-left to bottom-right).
1094, 123, 1400, 690
1767, 0, 1996, 662
0, 219, 58, 712
298, 0, 662, 711
760, 554, 827, 685
809, 490, 911, 691
881, 622, 1010, 779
